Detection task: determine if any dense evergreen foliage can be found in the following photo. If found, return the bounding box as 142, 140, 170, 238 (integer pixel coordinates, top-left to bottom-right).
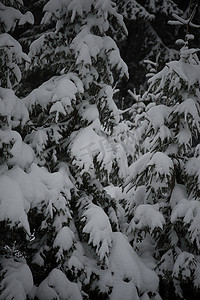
0, 1, 200, 300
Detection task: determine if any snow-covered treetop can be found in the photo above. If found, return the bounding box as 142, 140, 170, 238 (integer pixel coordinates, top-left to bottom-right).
27, 0, 128, 141
147, 7, 200, 105
28, 0, 128, 88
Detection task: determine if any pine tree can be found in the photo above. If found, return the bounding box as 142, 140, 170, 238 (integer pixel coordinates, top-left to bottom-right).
0, 1, 160, 299
115, 0, 185, 106
0, 1, 35, 299
126, 5, 200, 299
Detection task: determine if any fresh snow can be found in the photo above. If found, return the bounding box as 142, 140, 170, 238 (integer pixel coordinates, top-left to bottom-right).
109, 232, 159, 299
0, 129, 34, 168
78, 101, 99, 123
149, 60, 200, 95
170, 184, 187, 209
146, 105, 172, 129
130, 204, 165, 233
171, 199, 200, 249
0, 34, 31, 88
53, 227, 75, 261
3, 1, 200, 299
0, 3, 33, 33
35, 268, 82, 300
82, 203, 113, 262
0, 175, 30, 234
0, 258, 33, 300
147, 152, 173, 177
0, 162, 73, 236
70, 119, 128, 178
24, 73, 83, 113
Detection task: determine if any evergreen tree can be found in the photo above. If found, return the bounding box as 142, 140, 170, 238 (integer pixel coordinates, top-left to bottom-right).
0, 1, 35, 299
0, 1, 160, 299
126, 6, 200, 299
116, 0, 184, 105
115, 0, 200, 108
